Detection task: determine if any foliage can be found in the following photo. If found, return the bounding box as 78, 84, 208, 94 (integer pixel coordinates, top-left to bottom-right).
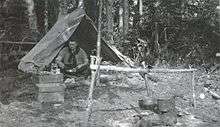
113, 0, 220, 66
0, 0, 29, 41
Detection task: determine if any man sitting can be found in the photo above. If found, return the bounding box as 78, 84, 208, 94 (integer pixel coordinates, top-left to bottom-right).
55, 40, 90, 78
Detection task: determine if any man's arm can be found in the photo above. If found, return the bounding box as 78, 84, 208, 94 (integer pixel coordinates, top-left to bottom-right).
75, 49, 89, 72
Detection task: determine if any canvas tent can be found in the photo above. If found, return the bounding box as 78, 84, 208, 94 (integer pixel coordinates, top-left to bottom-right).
18, 7, 134, 73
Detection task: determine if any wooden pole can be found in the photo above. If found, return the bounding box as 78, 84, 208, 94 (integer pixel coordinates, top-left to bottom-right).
96, 0, 103, 88
90, 65, 197, 73
142, 63, 150, 96
143, 76, 150, 96
97, 0, 102, 58
86, 0, 103, 124
192, 71, 196, 109
0, 41, 37, 45
87, 58, 102, 125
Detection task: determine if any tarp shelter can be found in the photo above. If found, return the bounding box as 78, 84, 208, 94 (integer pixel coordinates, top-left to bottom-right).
18, 7, 133, 73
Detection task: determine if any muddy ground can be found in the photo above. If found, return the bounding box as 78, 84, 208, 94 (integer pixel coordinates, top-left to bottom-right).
0, 67, 219, 127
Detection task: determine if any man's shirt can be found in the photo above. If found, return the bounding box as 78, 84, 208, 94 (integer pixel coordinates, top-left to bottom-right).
56, 47, 89, 70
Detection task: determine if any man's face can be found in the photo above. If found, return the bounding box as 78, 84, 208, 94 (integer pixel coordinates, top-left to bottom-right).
69, 41, 77, 52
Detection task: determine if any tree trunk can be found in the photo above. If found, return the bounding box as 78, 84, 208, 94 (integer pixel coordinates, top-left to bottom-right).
84, 0, 97, 22
119, 2, 123, 28
123, 0, 129, 43
25, 0, 38, 32
58, 0, 77, 20
155, 22, 160, 53
46, 0, 59, 30
106, 0, 114, 44
217, 1, 220, 26
133, 0, 139, 27
34, 0, 46, 35
58, 0, 68, 19
139, 0, 143, 16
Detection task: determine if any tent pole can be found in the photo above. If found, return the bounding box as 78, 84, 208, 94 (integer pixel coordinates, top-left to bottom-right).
96, 0, 103, 88
86, 0, 103, 125
86, 58, 102, 125
97, 0, 103, 58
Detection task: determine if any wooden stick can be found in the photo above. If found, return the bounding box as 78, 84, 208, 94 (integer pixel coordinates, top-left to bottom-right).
90, 65, 197, 73
97, 0, 102, 58
143, 75, 150, 96
0, 41, 36, 45
86, 57, 102, 124
192, 71, 196, 110
142, 62, 150, 96
95, 0, 103, 89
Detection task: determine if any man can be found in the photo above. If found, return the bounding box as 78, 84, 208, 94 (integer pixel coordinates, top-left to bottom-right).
55, 40, 90, 78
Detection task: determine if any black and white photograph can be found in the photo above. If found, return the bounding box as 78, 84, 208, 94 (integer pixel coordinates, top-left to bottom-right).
0, 0, 220, 126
